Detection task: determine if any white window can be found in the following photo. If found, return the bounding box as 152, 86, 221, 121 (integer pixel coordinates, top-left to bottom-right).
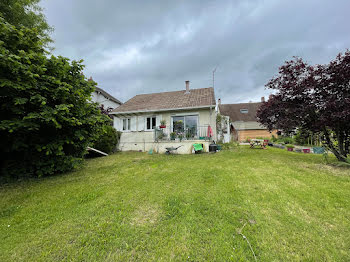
240, 109, 248, 114
123, 118, 131, 131
146, 116, 156, 130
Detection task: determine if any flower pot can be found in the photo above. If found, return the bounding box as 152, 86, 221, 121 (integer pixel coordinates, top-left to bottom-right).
159, 125, 166, 128
303, 148, 310, 153
287, 147, 294, 152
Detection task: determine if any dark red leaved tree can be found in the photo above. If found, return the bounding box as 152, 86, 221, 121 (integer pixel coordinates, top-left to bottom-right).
257, 51, 350, 162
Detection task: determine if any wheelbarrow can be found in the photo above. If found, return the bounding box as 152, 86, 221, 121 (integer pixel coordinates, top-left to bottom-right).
165, 145, 182, 154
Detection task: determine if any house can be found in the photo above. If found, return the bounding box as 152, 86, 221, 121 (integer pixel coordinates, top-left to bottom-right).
218, 97, 277, 142
91, 87, 123, 110
88, 76, 122, 110
110, 81, 217, 154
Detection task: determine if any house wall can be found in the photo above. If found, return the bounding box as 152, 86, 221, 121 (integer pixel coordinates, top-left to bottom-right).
236, 129, 278, 141
91, 91, 121, 109
119, 140, 211, 154
113, 108, 216, 153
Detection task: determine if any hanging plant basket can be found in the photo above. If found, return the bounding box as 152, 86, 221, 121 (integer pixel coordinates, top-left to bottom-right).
159, 125, 166, 128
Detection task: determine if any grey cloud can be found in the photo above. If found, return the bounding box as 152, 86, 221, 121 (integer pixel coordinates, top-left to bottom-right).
42, 0, 350, 103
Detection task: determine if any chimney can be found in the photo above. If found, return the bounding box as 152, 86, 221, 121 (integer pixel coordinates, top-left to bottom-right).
218, 98, 221, 105
261, 96, 265, 102
185, 80, 190, 93
269, 94, 273, 100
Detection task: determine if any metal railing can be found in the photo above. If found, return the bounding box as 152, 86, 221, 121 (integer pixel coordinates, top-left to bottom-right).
154, 125, 213, 142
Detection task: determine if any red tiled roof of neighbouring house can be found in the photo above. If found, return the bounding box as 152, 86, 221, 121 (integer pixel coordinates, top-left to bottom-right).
111, 87, 216, 114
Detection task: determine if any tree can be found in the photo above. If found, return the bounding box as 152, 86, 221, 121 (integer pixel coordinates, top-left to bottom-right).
0, 20, 109, 177
99, 104, 114, 120
0, 0, 53, 45
257, 52, 350, 162
93, 125, 121, 154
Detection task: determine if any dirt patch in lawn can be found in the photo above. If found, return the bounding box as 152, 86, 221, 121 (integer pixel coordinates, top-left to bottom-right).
131, 204, 160, 226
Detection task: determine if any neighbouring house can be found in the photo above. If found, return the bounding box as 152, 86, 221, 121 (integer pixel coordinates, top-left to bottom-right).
218, 97, 277, 142
110, 81, 217, 154
91, 87, 123, 110
89, 76, 122, 110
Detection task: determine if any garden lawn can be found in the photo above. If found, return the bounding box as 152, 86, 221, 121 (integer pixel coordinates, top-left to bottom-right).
0, 147, 349, 261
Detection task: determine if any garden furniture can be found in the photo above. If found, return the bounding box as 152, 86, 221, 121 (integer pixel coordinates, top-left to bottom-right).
249, 139, 266, 149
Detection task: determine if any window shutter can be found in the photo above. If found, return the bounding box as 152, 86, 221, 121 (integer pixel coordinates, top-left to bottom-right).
114, 117, 121, 131
137, 116, 145, 131
131, 117, 137, 131
156, 115, 160, 128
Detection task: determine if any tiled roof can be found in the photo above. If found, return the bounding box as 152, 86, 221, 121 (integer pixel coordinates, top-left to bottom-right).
111, 87, 215, 114
218, 102, 262, 122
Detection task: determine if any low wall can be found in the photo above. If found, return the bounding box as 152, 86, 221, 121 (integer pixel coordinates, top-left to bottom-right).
118, 140, 211, 154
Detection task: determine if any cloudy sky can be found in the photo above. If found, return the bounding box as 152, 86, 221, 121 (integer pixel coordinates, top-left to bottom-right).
41, 0, 350, 104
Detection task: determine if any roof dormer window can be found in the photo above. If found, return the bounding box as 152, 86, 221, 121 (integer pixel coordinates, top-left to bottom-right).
240, 109, 248, 114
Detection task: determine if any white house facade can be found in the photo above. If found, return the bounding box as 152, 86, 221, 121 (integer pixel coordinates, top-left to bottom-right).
110, 82, 216, 154
91, 87, 122, 110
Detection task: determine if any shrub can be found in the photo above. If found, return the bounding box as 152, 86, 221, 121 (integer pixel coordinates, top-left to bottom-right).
275, 136, 294, 145
0, 21, 109, 178
93, 126, 121, 154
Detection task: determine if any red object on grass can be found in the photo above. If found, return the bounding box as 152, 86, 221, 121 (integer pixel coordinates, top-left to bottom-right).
287, 147, 293, 152
303, 148, 310, 153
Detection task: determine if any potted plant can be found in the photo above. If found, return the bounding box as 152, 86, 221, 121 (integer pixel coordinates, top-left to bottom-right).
170, 132, 176, 140
286, 144, 295, 152
178, 132, 183, 142
294, 148, 302, 153
157, 132, 165, 140
303, 148, 311, 153
159, 120, 166, 128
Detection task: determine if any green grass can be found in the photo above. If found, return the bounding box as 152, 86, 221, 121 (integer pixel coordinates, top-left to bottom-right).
0, 147, 349, 261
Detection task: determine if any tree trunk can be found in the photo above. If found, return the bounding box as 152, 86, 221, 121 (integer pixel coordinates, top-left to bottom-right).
323, 129, 348, 162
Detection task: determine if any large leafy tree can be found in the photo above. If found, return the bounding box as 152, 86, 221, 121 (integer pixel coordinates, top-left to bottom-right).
0, 20, 109, 177
0, 0, 52, 45
257, 52, 350, 162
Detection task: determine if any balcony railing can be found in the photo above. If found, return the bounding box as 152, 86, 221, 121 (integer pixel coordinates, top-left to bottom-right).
154, 125, 213, 142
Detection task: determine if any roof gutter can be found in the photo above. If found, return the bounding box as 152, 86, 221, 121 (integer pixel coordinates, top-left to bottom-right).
110, 105, 216, 115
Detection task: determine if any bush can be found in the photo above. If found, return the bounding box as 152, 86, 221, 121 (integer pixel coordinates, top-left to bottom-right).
271, 135, 278, 142
275, 136, 294, 145
256, 137, 271, 141
0, 21, 109, 178
93, 126, 121, 154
